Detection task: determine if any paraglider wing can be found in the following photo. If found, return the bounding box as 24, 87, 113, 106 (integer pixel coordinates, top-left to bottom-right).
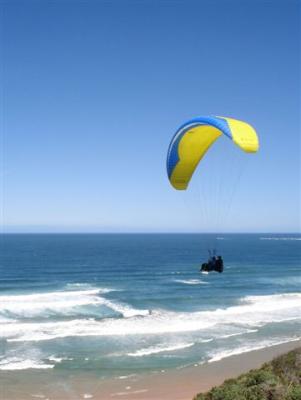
166, 116, 259, 190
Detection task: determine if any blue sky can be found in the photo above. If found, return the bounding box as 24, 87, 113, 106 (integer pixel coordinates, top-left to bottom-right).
2, 0, 300, 233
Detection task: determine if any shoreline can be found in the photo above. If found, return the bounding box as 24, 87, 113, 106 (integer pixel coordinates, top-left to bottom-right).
106, 339, 301, 400
1, 339, 300, 400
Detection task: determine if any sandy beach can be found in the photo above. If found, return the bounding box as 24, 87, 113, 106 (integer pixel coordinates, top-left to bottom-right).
1, 339, 300, 400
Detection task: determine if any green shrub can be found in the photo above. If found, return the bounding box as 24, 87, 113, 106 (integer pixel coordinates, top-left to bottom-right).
288, 385, 301, 400
194, 348, 301, 400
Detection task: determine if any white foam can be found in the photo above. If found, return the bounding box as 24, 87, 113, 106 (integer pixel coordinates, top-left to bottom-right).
0, 357, 54, 370
111, 389, 148, 397
208, 337, 301, 363
66, 283, 103, 289
48, 355, 73, 363
0, 316, 16, 323
2, 293, 301, 342
117, 374, 137, 380
260, 237, 301, 241
0, 287, 148, 319
102, 300, 150, 318
127, 342, 194, 357
0, 289, 104, 317
219, 329, 258, 339
48, 356, 63, 363
174, 279, 208, 285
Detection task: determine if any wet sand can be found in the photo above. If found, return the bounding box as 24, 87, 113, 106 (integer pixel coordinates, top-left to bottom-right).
1, 339, 300, 400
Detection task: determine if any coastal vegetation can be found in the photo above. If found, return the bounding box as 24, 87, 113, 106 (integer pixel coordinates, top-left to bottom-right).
194, 348, 301, 400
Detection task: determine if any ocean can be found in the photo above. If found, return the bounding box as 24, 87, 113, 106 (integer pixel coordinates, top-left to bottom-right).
0, 233, 300, 378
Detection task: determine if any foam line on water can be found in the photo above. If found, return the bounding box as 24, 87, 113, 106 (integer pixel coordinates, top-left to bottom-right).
127, 342, 194, 357
3, 293, 301, 342
101, 299, 150, 318
173, 279, 208, 285
260, 237, 301, 241
0, 286, 148, 319
0, 288, 106, 317
111, 389, 148, 397
208, 337, 301, 363
48, 355, 73, 363
0, 357, 54, 370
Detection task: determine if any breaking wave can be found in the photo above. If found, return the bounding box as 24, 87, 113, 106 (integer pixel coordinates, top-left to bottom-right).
1, 292, 300, 342
0, 286, 149, 319
0, 357, 54, 371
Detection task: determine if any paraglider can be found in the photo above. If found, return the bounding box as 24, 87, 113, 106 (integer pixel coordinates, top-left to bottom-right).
167, 116, 259, 190
201, 253, 224, 273
166, 115, 259, 272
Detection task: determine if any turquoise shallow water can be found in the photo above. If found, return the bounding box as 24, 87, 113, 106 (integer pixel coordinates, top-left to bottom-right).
0, 233, 300, 377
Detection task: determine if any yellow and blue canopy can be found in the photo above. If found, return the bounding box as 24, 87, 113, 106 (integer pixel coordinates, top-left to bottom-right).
167, 116, 259, 190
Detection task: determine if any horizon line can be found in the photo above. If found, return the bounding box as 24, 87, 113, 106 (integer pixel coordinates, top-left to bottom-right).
1, 231, 300, 235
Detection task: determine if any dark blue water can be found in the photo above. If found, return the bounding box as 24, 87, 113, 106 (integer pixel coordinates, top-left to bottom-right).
0, 234, 300, 375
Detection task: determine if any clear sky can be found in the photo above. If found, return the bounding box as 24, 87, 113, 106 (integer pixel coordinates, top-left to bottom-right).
2, 0, 300, 233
